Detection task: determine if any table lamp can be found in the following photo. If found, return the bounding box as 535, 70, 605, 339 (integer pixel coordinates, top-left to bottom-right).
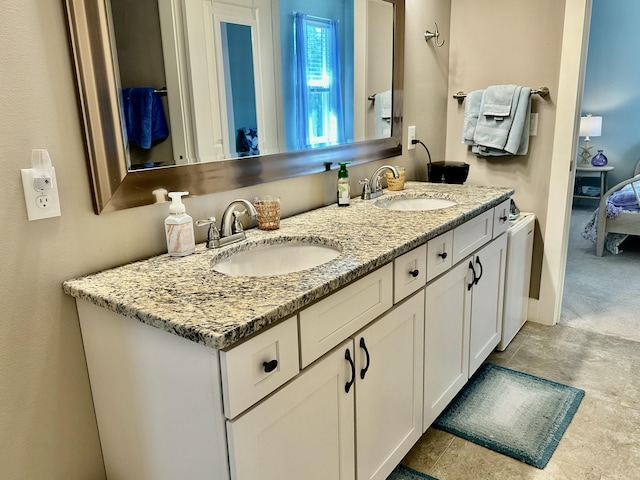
578, 114, 602, 165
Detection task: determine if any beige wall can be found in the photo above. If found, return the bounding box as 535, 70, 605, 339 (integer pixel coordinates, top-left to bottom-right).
0, 0, 591, 476
445, 0, 567, 298
0, 0, 450, 478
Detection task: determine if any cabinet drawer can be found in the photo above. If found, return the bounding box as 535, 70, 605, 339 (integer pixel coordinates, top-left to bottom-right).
220, 316, 299, 419
452, 210, 493, 264
426, 230, 453, 282
394, 244, 427, 303
299, 263, 393, 368
492, 199, 511, 238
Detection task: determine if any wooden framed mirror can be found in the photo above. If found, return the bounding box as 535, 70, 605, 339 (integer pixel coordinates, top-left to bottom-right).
64, 0, 405, 213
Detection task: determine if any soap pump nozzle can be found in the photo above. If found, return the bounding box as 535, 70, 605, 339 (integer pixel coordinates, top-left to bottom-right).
168, 191, 189, 214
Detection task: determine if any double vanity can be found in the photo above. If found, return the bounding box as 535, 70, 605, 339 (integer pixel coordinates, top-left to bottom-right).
63, 182, 514, 480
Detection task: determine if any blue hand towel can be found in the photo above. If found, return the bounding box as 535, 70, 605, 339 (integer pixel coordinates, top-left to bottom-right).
481, 84, 518, 118
122, 87, 169, 149
462, 90, 484, 145
472, 87, 531, 156
473, 85, 521, 151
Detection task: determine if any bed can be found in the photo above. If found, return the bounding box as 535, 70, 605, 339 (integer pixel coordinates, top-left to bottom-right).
587, 160, 640, 256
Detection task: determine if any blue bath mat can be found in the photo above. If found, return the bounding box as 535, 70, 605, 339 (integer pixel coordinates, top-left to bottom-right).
434, 363, 585, 469
386, 464, 438, 480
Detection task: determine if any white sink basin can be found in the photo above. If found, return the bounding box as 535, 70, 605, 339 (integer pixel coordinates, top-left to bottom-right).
212, 239, 342, 277
375, 196, 457, 211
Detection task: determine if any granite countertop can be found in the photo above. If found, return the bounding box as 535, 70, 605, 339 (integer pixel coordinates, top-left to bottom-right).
63, 182, 513, 350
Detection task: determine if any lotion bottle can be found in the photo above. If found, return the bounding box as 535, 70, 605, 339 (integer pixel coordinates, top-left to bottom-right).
165, 191, 195, 256
337, 162, 350, 207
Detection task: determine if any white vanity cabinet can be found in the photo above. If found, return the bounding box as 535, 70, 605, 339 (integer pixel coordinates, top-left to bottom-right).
423, 234, 507, 428
467, 233, 507, 375
227, 290, 425, 480
68, 191, 515, 480
226, 339, 356, 480
354, 291, 424, 480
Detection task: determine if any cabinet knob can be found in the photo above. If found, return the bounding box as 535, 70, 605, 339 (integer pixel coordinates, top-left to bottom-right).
438, 252, 448, 259
263, 360, 278, 373
409, 269, 420, 278
499, 215, 508, 222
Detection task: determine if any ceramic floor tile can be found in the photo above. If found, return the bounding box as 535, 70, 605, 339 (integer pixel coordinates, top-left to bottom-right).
400, 428, 454, 473
427, 436, 601, 480
621, 359, 640, 410
551, 396, 640, 478
407, 322, 640, 480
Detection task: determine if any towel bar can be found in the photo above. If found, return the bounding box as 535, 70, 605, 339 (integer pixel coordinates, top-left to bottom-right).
452, 86, 549, 104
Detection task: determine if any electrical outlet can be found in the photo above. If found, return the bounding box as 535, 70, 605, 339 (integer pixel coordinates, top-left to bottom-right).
21, 167, 61, 220
408, 125, 416, 149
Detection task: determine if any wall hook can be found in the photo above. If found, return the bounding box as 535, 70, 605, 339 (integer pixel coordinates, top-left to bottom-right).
424, 22, 445, 47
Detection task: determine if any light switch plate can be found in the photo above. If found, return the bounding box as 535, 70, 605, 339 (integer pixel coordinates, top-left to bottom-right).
21, 167, 61, 220
529, 113, 539, 136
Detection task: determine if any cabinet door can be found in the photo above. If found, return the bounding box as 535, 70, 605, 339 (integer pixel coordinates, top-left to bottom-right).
468, 234, 507, 375
355, 291, 425, 480
423, 261, 472, 429
227, 340, 355, 480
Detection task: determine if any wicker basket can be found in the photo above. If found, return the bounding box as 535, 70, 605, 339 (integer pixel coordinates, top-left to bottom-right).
386, 169, 406, 191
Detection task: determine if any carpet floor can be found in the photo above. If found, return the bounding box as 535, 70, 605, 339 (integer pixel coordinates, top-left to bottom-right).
561, 202, 640, 342
433, 363, 584, 469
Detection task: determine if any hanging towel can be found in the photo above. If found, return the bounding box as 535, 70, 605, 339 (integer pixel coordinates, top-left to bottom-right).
374, 90, 392, 138
473, 87, 532, 156
122, 87, 169, 149
481, 84, 518, 117
473, 85, 520, 151
462, 90, 484, 145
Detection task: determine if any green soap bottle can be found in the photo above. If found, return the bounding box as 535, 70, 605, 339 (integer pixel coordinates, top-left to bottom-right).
337, 162, 350, 207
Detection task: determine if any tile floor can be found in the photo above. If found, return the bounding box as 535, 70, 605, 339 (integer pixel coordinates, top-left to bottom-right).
401, 322, 640, 480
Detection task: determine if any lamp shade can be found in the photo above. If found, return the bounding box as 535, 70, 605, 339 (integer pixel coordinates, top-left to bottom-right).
579, 116, 602, 137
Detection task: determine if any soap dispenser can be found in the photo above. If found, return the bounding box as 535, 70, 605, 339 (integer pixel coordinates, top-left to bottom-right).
337, 162, 351, 207
165, 191, 195, 256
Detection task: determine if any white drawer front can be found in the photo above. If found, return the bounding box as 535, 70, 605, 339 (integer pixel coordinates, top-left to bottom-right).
426, 230, 453, 282
221, 316, 299, 419
492, 199, 511, 238
299, 263, 393, 368
452, 210, 493, 265
393, 244, 427, 303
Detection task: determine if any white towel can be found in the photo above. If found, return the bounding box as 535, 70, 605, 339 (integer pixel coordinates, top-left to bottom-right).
374, 90, 392, 138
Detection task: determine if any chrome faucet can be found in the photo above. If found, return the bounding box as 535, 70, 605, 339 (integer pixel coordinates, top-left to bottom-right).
196, 199, 258, 248
361, 165, 400, 199
221, 199, 258, 237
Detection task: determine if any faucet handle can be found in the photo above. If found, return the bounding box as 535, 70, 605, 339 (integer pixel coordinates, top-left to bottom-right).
232, 210, 247, 234
373, 175, 383, 192
195, 217, 220, 248
359, 178, 371, 200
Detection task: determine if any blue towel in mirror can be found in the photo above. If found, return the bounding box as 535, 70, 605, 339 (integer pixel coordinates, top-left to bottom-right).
122, 87, 169, 149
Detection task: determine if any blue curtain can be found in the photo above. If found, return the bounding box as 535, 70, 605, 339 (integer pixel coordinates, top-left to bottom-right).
292, 13, 344, 149
293, 13, 311, 149
327, 19, 345, 146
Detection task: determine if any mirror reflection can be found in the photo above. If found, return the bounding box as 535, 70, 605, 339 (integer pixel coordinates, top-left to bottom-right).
109, 0, 394, 170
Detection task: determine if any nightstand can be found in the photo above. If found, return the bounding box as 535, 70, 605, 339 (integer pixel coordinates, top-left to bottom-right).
573, 165, 614, 200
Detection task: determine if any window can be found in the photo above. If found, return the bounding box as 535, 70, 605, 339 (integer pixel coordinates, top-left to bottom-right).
293, 13, 344, 149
